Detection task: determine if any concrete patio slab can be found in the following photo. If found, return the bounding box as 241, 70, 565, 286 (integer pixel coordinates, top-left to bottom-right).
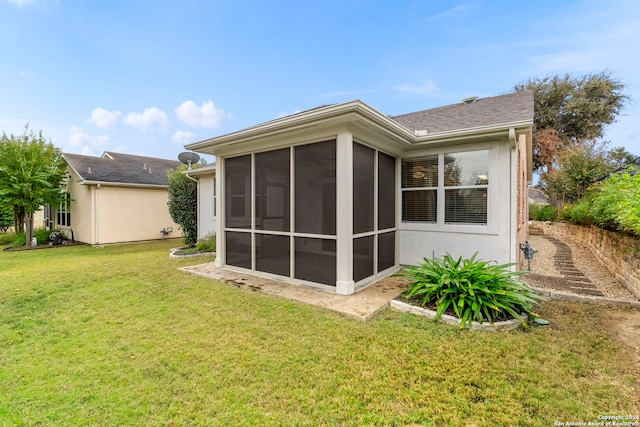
179, 262, 409, 321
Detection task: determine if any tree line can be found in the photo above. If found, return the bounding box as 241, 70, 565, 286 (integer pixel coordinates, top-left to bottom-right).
513, 71, 636, 213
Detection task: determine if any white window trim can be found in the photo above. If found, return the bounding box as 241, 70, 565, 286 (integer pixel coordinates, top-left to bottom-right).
399, 143, 499, 235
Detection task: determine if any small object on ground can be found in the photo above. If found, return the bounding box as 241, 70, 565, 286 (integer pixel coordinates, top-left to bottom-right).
48, 231, 65, 246
533, 318, 549, 325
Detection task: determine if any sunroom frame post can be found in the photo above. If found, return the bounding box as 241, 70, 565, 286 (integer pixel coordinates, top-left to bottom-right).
336, 130, 355, 295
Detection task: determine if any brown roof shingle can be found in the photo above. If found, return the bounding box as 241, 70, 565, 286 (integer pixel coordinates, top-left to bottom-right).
390, 91, 534, 134
63, 151, 181, 186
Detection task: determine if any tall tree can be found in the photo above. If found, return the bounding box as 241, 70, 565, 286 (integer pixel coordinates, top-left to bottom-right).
514, 71, 628, 172
539, 142, 634, 216
0, 125, 67, 245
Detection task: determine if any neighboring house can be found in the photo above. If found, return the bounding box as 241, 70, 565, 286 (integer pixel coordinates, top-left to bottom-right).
185, 92, 534, 295
56, 152, 183, 244
528, 187, 549, 205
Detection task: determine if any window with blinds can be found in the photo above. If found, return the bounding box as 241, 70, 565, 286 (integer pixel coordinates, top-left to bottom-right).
401, 156, 437, 223
401, 150, 489, 225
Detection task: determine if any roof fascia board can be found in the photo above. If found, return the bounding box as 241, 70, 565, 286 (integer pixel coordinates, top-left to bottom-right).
185, 101, 415, 153
412, 120, 533, 145
78, 180, 168, 189
182, 166, 217, 176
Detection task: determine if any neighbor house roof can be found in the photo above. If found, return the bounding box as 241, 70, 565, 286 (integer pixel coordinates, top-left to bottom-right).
390, 91, 534, 134
62, 151, 181, 187
528, 187, 549, 204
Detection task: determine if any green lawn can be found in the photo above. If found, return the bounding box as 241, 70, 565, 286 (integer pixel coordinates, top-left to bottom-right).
0, 238, 638, 426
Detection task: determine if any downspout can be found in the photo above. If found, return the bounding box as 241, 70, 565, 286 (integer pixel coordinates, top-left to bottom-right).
95, 184, 100, 244
508, 128, 517, 266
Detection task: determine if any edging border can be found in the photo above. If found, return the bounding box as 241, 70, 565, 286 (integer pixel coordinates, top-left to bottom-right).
533, 287, 640, 308
390, 300, 525, 332
169, 248, 216, 259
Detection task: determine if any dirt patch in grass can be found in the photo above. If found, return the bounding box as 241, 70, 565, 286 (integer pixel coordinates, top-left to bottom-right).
603, 307, 640, 366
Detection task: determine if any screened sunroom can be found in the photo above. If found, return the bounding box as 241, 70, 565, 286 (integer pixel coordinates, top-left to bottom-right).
219, 134, 398, 295
186, 94, 534, 295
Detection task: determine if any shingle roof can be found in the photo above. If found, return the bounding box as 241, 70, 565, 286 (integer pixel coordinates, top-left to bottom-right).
390, 91, 534, 134
528, 187, 549, 204
62, 151, 182, 186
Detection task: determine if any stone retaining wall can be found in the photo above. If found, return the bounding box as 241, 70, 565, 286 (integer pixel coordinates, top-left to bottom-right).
531, 221, 640, 299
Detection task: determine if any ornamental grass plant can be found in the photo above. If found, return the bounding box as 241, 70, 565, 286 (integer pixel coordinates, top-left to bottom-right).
399, 252, 545, 328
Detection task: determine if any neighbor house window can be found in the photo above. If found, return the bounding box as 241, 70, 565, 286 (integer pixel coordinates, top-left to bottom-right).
57, 192, 71, 227
402, 150, 489, 225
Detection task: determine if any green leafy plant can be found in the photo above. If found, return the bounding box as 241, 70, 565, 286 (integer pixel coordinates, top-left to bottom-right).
195, 232, 216, 252
398, 252, 546, 328
33, 227, 57, 245
167, 165, 198, 247
529, 203, 555, 221
589, 168, 640, 235
0, 232, 15, 246
562, 166, 639, 236
11, 232, 26, 247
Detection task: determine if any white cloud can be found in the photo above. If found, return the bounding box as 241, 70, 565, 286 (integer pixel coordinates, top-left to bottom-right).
68, 126, 108, 156
20, 70, 31, 77
123, 107, 169, 131
172, 130, 195, 144
90, 107, 121, 130
175, 100, 229, 129
393, 81, 442, 96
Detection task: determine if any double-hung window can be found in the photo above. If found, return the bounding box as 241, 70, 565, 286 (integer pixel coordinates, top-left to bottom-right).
57, 192, 71, 227
402, 149, 489, 225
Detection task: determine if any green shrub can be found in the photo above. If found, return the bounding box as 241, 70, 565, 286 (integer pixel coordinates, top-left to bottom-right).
195, 232, 216, 253
590, 169, 640, 235
562, 167, 640, 236
167, 165, 198, 247
12, 232, 26, 246
33, 227, 57, 245
0, 232, 14, 245
397, 252, 546, 328
529, 203, 555, 221
562, 201, 592, 225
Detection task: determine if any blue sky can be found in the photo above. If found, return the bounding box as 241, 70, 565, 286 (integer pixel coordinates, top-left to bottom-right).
1, 0, 639, 164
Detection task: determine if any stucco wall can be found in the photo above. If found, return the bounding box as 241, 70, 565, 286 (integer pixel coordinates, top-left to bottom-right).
398, 139, 514, 267
197, 172, 218, 238
60, 167, 182, 244
62, 170, 94, 243
534, 221, 640, 298
94, 186, 181, 244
